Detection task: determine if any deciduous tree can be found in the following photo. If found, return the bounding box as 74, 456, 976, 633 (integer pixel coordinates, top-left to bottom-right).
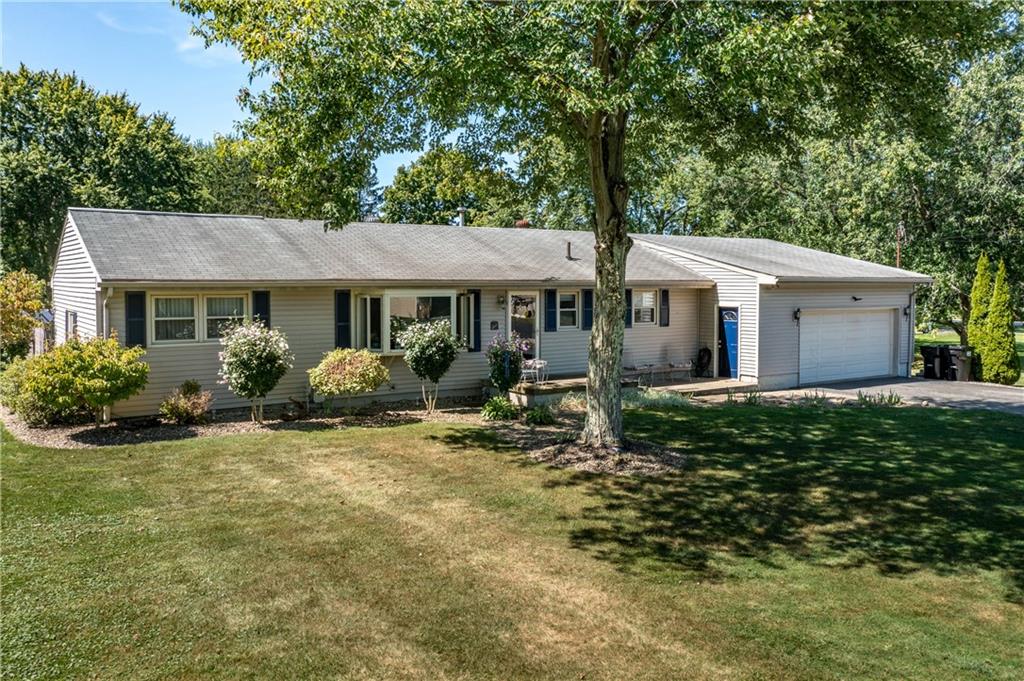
381, 144, 524, 226
0, 269, 46, 360
1, 66, 199, 278
182, 0, 1007, 448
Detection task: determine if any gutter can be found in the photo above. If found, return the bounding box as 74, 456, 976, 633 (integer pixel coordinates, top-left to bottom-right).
97, 278, 717, 289
774, 276, 934, 285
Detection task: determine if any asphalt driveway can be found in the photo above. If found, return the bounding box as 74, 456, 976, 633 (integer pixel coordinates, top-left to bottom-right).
793, 377, 1024, 415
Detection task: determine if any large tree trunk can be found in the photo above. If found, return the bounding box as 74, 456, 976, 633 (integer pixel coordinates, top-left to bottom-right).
580, 109, 631, 450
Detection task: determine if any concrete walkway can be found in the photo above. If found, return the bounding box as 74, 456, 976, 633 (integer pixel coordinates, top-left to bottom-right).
772, 377, 1024, 415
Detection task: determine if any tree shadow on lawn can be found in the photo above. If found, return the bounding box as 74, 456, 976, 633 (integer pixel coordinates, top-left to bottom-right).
441, 407, 1024, 602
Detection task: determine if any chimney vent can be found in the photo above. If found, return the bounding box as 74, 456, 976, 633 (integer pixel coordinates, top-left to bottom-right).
456, 207, 467, 226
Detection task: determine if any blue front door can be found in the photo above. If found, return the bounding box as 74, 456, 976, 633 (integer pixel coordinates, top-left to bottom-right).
718, 308, 739, 379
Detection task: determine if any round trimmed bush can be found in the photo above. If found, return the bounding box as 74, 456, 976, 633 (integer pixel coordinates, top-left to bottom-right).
396, 320, 461, 412
218, 320, 293, 423
308, 348, 390, 413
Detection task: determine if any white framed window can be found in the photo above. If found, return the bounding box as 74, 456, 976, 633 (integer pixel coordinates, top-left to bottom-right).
153, 296, 198, 342
384, 290, 457, 352
632, 290, 657, 325
65, 310, 78, 341
150, 293, 250, 344
558, 292, 578, 329
205, 295, 247, 339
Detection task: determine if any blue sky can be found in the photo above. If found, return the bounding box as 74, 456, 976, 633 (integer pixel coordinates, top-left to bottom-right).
1, 1, 417, 184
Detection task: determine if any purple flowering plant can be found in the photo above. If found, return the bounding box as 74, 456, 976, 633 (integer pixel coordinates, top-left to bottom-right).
486, 332, 530, 392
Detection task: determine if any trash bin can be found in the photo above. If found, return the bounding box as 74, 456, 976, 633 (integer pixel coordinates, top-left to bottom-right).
952, 346, 973, 382
939, 346, 956, 380
921, 345, 940, 379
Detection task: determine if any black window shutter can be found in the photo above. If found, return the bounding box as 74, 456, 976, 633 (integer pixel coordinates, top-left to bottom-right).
582, 289, 594, 331
253, 291, 271, 328
659, 289, 670, 327
544, 289, 558, 332
469, 288, 481, 351
335, 290, 351, 348
624, 288, 633, 328
125, 291, 146, 347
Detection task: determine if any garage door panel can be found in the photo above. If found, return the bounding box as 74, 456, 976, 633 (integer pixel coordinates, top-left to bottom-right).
800, 310, 894, 384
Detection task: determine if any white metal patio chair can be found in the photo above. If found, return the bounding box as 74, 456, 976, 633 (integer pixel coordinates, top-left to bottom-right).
522, 359, 549, 384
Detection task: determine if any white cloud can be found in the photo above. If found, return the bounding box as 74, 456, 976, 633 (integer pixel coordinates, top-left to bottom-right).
95, 8, 242, 69
96, 11, 165, 36
176, 33, 242, 67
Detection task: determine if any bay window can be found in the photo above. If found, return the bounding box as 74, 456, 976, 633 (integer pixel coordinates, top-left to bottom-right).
632, 290, 657, 325
356, 290, 472, 353
388, 294, 453, 350
362, 296, 383, 351
456, 292, 476, 348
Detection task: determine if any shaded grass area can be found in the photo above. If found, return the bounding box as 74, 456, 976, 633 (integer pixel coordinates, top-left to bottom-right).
916, 329, 1024, 385
3, 405, 1023, 680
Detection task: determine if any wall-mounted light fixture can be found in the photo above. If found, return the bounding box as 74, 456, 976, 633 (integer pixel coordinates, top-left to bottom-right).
496, 294, 506, 307
793, 308, 801, 322
903, 305, 911, 318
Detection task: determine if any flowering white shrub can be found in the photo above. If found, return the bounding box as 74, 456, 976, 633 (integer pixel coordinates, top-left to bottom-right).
218, 320, 294, 422
396, 319, 461, 412
308, 348, 390, 414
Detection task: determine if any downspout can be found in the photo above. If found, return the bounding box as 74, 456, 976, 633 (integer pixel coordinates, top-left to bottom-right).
102, 287, 114, 422
908, 289, 916, 378
102, 287, 113, 339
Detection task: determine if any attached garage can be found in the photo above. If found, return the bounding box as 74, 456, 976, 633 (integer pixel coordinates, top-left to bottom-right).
798, 308, 896, 385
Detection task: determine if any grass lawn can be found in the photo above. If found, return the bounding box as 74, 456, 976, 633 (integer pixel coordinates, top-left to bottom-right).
915, 329, 1024, 385
3, 405, 1023, 680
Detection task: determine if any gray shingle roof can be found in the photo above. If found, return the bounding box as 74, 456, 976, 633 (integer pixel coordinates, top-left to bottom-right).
69, 208, 711, 286
635, 234, 932, 283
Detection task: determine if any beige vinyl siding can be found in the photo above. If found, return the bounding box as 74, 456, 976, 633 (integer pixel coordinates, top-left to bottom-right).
758, 283, 916, 389
51, 219, 99, 342
106, 284, 701, 417
539, 288, 699, 376
108, 286, 508, 417
639, 244, 760, 381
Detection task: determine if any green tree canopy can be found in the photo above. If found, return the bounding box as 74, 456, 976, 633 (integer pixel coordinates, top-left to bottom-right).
381, 145, 525, 226
193, 136, 286, 218
1, 66, 200, 278
182, 0, 1009, 447
651, 48, 1023, 336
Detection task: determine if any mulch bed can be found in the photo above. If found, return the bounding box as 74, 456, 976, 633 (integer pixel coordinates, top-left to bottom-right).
487, 411, 686, 475
2, 400, 687, 476
0, 400, 482, 451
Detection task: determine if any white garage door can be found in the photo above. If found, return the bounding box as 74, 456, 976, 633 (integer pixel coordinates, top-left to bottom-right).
799, 309, 895, 385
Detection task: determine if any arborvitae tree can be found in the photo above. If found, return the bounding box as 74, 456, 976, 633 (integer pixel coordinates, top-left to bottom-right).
981, 260, 1021, 385
966, 252, 993, 378
967, 253, 992, 352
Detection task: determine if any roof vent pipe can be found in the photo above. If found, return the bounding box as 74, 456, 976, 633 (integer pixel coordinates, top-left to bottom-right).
566, 241, 573, 260
456, 207, 466, 226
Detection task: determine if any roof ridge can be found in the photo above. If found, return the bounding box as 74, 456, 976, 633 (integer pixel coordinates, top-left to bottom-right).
69, 207, 267, 219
